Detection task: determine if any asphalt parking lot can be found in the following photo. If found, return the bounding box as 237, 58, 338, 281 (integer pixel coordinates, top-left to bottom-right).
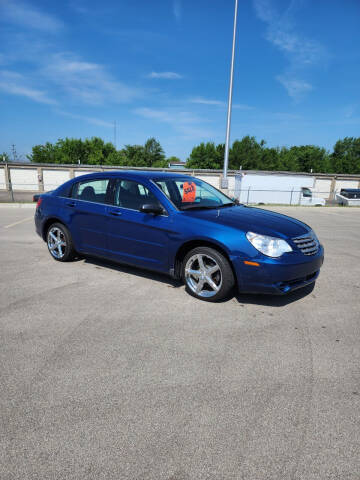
1, 206, 359, 480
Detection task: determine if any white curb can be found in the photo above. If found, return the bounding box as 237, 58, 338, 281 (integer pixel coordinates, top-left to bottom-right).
0, 203, 36, 208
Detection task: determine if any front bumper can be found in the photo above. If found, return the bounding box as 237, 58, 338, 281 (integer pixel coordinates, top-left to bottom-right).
233, 245, 324, 295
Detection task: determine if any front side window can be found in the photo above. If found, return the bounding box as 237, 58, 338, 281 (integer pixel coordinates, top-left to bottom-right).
72, 178, 110, 204
114, 179, 162, 211
154, 177, 234, 210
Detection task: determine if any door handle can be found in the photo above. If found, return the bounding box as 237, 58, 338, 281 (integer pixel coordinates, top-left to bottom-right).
108, 210, 122, 216
66, 201, 75, 207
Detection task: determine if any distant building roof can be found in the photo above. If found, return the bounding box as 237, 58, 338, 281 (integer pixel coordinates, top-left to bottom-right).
168, 162, 187, 170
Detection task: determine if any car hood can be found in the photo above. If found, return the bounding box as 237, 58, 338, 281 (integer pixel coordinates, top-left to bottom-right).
184, 206, 310, 238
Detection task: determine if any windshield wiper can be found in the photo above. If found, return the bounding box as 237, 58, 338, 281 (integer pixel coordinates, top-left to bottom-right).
217, 202, 236, 208
180, 204, 219, 211
180, 201, 241, 211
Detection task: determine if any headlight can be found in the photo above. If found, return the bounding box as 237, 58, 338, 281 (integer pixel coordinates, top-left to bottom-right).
246, 231, 292, 258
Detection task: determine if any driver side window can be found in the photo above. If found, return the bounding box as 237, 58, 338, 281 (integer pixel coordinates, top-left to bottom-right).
113, 179, 161, 211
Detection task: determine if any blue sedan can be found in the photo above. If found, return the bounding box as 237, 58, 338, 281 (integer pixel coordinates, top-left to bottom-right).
34, 171, 324, 301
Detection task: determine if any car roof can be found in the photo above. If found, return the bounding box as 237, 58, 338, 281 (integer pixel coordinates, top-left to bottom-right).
72, 170, 191, 181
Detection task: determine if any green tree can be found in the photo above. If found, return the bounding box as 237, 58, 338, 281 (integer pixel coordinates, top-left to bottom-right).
229, 136, 265, 170
104, 150, 127, 166
330, 137, 360, 174
186, 142, 223, 169
260, 147, 279, 170
277, 147, 301, 172
121, 145, 146, 166
28, 142, 60, 163
1, 152, 10, 162
55, 138, 86, 164
143, 137, 165, 167
291, 146, 329, 173
82, 137, 116, 165
152, 159, 168, 168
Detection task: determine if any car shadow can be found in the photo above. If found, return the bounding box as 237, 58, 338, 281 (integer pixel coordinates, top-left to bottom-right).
77, 255, 316, 304
235, 282, 315, 307
82, 256, 182, 288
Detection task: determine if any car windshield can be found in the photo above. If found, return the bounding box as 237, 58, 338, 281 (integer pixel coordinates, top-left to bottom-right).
154, 177, 235, 210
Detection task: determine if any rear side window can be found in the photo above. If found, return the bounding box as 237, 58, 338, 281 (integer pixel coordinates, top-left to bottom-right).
72, 178, 110, 204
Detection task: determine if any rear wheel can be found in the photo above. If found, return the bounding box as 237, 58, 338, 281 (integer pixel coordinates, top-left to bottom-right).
46, 222, 76, 262
182, 247, 235, 302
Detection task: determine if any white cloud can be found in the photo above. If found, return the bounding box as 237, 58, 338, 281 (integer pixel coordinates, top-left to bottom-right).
253, 0, 326, 100
173, 0, 182, 21
0, 70, 57, 105
277, 75, 313, 101
134, 107, 199, 124
0, 1, 63, 32
43, 53, 143, 105
134, 107, 215, 139
68, 1, 89, 15
190, 97, 253, 110
343, 104, 357, 119
253, 0, 278, 23
176, 125, 216, 140
147, 71, 183, 79
233, 104, 254, 111
56, 110, 113, 128
191, 97, 225, 107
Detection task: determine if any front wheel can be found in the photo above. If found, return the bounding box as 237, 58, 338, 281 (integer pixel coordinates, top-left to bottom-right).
46, 222, 76, 262
182, 247, 235, 302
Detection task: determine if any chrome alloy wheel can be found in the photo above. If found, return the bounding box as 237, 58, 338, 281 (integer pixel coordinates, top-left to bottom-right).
185, 253, 222, 298
47, 227, 67, 259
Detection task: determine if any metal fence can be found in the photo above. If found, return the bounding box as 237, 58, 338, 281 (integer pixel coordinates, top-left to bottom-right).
232, 188, 331, 205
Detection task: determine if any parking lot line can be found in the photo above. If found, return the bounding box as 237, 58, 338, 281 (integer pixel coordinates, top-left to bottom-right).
4, 216, 33, 229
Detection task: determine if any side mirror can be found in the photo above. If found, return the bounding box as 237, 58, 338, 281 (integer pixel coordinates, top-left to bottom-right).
231, 197, 240, 205
140, 203, 164, 215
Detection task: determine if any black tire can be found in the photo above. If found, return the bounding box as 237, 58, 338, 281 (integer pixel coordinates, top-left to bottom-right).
182, 246, 235, 302
46, 222, 76, 262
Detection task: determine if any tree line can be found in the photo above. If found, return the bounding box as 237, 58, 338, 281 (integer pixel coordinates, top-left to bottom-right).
186, 136, 360, 174
3, 135, 360, 174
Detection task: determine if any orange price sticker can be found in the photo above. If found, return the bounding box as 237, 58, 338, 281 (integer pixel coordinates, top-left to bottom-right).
182, 181, 196, 203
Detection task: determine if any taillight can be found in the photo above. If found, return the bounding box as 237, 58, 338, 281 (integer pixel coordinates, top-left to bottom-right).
36, 198, 43, 208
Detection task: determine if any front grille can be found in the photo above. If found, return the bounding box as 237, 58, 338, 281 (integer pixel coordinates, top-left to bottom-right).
293, 232, 319, 256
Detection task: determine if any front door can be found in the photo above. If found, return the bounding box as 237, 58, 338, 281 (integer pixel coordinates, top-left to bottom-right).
106, 179, 171, 271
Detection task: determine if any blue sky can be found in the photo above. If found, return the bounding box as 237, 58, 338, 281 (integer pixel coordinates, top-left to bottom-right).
0, 0, 359, 161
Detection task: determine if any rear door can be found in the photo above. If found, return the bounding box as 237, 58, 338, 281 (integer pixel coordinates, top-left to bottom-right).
67, 177, 112, 254
106, 178, 171, 271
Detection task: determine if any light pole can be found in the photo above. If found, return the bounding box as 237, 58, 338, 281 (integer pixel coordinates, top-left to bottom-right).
221, 0, 238, 189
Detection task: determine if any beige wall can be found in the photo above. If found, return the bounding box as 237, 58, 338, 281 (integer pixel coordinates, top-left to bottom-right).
334, 179, 359, 192
313, 178, 332, 199
0, 168, 6, 190
43, 169, 70, 191
74, 170, 98, 177
9, 167, 38, 191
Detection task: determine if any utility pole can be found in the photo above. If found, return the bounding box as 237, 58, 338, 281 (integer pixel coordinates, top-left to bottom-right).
221, 0, 239, 189
114, 120, 117, 149
11, 144, 17, 162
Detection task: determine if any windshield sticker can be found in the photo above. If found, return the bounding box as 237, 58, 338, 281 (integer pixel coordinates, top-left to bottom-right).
182, 181, 196, 202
